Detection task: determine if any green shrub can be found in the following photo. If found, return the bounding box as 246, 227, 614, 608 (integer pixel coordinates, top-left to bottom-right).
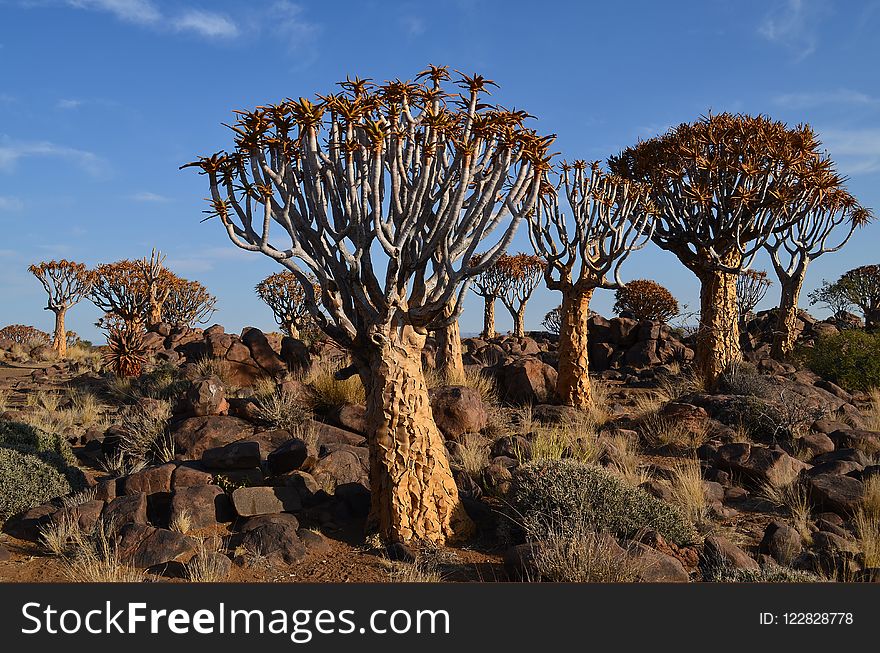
704, 563, 822, 583
0, 448, 73, 522
507, 459, 698, 546
0, 420, 76, 467
803, 330, 880, 391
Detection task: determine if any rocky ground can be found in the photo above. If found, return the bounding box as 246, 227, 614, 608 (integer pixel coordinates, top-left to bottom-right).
0, 309, 878, 583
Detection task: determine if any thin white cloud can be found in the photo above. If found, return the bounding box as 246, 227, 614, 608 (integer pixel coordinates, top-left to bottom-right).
66, 0, 161, 25
65, 0, 238, 39
0, 139, 107, 177
0, 195, 24, 211
773, 89, 880, 109
131, 191, 171, 203
174, 10, 238, 38
57, 98, 84, 110
820, 128, 880, 176
758, 0, 827, 61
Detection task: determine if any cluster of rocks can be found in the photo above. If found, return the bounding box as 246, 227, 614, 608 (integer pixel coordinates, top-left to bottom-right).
741, 308, 862, 359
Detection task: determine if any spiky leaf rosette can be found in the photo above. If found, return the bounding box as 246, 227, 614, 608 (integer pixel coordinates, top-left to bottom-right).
102, 324, 147, 377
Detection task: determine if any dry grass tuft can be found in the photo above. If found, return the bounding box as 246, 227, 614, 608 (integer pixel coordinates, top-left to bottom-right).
119, 398, 172, 463
526, 414, 602, 465
639, 415, 709, 452
307, 363, 365, 410
185, 538, 228, 582
0, 388, 9, 413
603, 431, 648, 488
387, 559, 443, 583
254, 390, 309, 432
528, 518, 643, 583
456, 434, 490, 478
864, 388, 880, 433
170, 508, 192, 534
669, 458, 709, 526
760, 480, 813, 542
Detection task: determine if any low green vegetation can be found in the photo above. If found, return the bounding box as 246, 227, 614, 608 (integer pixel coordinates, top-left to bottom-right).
803, 331, 880, 391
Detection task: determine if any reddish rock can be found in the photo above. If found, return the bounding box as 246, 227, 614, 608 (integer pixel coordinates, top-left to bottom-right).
496, 357, 557, 405
171, 415, 255, 459
122, 463, 175, 496
429, 385, 488, 440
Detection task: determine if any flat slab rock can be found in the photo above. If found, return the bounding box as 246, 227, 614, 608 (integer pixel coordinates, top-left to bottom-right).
231, 486, 302, 517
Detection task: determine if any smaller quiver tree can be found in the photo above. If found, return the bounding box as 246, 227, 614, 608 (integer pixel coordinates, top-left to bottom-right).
809, 278, 854, 325
469, 255, 507, 338
836, 264, 880, 331
163, 279, 218, 328
496, 253, 545, 337
90, 260, 152, 330
529, 161, 654, 409
610, 114, 842, 388
764, 188, 871, 356
255, 271, 320, 339
735, 269, 772, 324
542, 306, 561, 335
28, 259, 94, 357
612, 279, 679, 322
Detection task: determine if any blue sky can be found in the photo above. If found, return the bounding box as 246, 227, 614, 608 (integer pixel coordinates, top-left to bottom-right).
1, 0, 879, 341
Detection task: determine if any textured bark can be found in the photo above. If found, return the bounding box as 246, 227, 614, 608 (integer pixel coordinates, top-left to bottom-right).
356, 326, 474, 544
435, 304, 465, 383
695, 263, 742, 389
512, 305, 526, 338
482, 297, 496, 339
147, 297, 164, 329
51, 308, 67, 357
557, 285, 595, 410
284, 321, 300, 340
771, 276, 803, 359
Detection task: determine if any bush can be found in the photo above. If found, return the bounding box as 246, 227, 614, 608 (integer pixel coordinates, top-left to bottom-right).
613, 279, 679, 323
0, 447, 74, 522
704, 563, 821, 583
0, 420, 77, 467
507, 459, 698, 546
803, 330, 880, 391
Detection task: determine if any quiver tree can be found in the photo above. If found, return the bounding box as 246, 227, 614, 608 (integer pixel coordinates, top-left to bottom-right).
837, 265, 880, 330
809, 278, 854, 325
735, 269, 772, 323
184, 66, 551, 544
0, 324, 50, 345
609, 113, 843, 388
431, 299, 465, 382
90, 260, 151, 329
142, 249, 177, 328
469, 255, 507, 337
27, 259, 94, 357
542, 306, 561, 335
163, 279, 217, 328
496, 253, 545, 337
612, 279, 679, 322
255, 271, 320, 339
529, 161, 653, 409
765, 189, 871, 356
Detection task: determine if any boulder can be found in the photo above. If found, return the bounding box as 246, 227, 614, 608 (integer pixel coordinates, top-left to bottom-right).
828, 429, 880, 455
170, 485, 232, 529
201, 440, 262, 470
171, 415, 255, 459
237, 514, 306, 565
630, 543, 690, 582
702, 535, 759, 571
267, 438, 310, 474
171, 465, 213, 488
333, 403, 367, 435
122, 463, 175, 496
808, 474, 864, 516
231, 486, 302, 517
759, 521, 803, 565
280, 336, 310, 374
311, 445, 369, 492
429, 385, 488, 440
183, 376, 228, 417
102, 493, 148, 526
241, 327, 287, 377
496, 357, 558, 405
118, 524, 196, 569
716, 443, 808, 487
624, 340, 660, 368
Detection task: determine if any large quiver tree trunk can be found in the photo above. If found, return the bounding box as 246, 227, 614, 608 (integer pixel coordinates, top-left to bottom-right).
556, 284, 595, 410
356, 325, 474, 544
694, 258, 742, 389
771, 276, 803, 359
51, 308, 67, 357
